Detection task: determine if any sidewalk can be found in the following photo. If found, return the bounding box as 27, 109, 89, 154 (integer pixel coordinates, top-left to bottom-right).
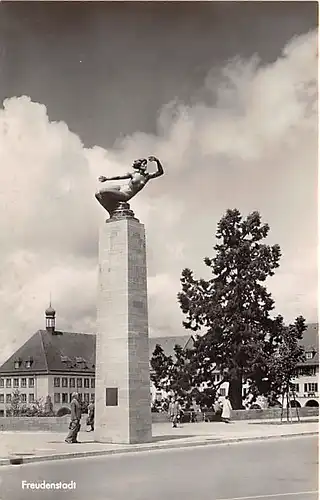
0, 418, 317, 466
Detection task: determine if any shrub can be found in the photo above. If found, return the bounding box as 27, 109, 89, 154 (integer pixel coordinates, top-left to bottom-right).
56, 406, 71, 417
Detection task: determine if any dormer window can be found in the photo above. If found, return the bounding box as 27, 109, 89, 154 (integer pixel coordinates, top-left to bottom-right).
25, 357, 33, 368
306, 352, 314, 360
75, 357, 87, 368
61, 356, 71, 363
14, 358, 22, 369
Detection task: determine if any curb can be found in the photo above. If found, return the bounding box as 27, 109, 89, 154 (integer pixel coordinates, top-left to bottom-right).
0, 431, 317, 467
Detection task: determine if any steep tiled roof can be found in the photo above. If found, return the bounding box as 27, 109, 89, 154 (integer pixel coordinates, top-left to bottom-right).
0, 331, 48, 374
0, 330, 193, 375
300, 323, 318, 349
149, 335, 194, 358
40, 330, 95, 373
298, 323, 318, 366
0, 330, 96, 375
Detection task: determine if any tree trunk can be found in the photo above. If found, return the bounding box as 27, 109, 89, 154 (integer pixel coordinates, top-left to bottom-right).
228, 377, 243, 409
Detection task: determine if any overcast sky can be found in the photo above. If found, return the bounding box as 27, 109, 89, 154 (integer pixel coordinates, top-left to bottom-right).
0, 1, 317, 364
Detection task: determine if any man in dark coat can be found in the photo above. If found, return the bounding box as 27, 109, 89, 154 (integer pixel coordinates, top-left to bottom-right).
65, 392, 82, 443
168, 396, 181, 428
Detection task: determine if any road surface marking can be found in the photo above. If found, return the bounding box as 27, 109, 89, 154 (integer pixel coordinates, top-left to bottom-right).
216, 491, 318, 500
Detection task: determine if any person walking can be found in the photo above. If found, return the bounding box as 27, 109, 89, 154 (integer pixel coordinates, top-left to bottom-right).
65, 392, 82, 443
214, 399, 223, 421
221, 395, 233, 423
86, 399, 95, 432
168, 396, 181, 428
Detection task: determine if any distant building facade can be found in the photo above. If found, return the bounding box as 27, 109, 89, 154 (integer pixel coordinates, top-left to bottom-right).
0, 308, 317, 414
290, 323, 318, 408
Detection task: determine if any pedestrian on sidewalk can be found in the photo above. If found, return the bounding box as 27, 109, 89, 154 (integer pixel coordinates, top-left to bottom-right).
86, 399, 95, 432
65, 392, 82, 443
214, 399, 223, 421
221, 396, 233, 423
168, 396, 181, 428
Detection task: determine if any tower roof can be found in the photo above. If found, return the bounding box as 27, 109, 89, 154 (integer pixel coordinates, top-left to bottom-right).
45, 304, 56, 317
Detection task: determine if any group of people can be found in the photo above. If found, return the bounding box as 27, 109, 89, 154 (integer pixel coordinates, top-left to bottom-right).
65, 392, 95, 444
167, 395, 233, 428
64, 392, 233, 442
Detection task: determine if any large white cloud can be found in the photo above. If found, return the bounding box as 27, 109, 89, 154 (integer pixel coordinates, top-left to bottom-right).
0, 30, 317, 364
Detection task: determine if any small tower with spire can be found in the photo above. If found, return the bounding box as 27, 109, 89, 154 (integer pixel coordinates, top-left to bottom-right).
45, 301, 56, 333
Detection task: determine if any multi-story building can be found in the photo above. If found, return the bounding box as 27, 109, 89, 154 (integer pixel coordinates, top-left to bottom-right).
0, 305, 96, 416
290, 323, 318, 408
0, 306, 194, 415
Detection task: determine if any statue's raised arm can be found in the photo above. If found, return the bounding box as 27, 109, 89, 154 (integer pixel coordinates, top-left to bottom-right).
147, 156, 164, 179
95, 156, 164, 220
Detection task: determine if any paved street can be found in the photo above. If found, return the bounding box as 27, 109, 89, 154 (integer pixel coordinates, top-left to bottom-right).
0, 419, 317, 464
0, 436, 317, 500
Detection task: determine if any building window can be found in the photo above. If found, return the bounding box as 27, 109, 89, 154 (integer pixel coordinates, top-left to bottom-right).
62, 378, 68, 388
14, 360, 21, 369
54, 377, 60, 388
0, 378, 4, 388
69, 393, 73, 403
78, 393, 83, 401
84, 378, 90, 388
62, 393, 68, 403
306, 352, 314, 360
29, 394, 35, 403
0, 394, 4, 403
28, 378, 35, 388
6, 379, 11, 388
84, 393, 90, 403
91, 378, 95, 389
6, 394, 11, 404
21, 394, 27, 403
91, 393, 95, 402
21, 378, 27, 388
220, 388, 226, 396
69, 378, 75, 388
13, 378, 19, 388
304, 383, 318, 393
54, 393, 61, 404
77, 378, 82, 388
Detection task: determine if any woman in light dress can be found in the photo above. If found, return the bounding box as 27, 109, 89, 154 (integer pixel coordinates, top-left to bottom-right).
221, 395, 233, 423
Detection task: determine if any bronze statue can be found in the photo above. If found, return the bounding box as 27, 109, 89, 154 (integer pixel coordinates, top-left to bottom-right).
95, 156, 164, 219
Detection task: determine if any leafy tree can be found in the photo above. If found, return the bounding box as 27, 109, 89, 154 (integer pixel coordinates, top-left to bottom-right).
150, 344, 173, 394
178, 209, 284, 409
6, 391, 53, 417
44, 395, 54, 416
150, 343, 192, 404
263, 316, 306, 404
6, 389, 25, 416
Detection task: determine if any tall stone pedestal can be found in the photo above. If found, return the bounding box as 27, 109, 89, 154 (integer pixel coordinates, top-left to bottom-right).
94, 214, 152, 444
